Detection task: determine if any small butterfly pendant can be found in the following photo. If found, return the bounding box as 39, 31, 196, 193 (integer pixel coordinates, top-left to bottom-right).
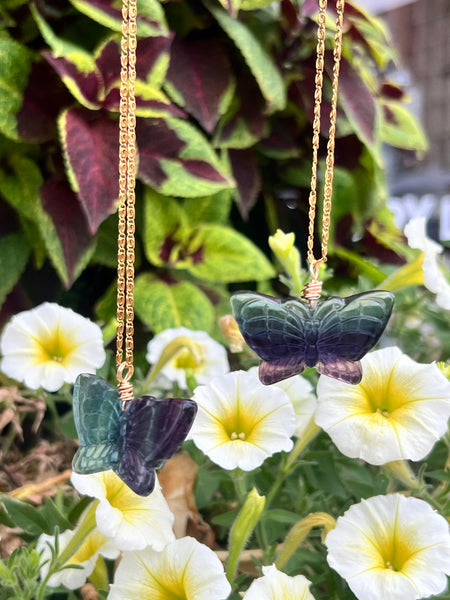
231, 290, 394, 385
72, 374, 197, 496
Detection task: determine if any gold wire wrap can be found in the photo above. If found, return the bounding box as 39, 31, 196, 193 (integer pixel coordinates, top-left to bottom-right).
303, 0, 345, 302
116, 0, 137, 403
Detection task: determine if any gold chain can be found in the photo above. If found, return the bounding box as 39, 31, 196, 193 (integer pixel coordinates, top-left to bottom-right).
116, 0, 137, 401
304, 0, 345, 300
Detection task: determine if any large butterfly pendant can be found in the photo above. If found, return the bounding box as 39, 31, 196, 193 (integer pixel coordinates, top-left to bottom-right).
231, 290, 394, 385
72, 374, 197, 496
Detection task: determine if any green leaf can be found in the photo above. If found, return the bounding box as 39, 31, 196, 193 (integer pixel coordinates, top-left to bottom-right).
69, 0, 168, 37
0, 496, 49, 535
41, 498, 72, 532
0, 233, 29, 309
134, 274, 215, 332
188, 224, 275, 282
380, 100, 428, 152
0, 35, 33, 140
143, 188, 189, 267
207, 3, 286, 113
0, 155, 69, 285
183, 191, 233, 226
137, 117, 233, 197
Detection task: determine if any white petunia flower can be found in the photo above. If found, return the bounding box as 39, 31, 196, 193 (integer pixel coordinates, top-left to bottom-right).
146, 327, 229, 388
71, 470, 175, 551
404, 217, 450, 309
190, 370, 296, 471
326, 494, 450, 600
243, 564, 316, 599
315, 347, 450, 465
260, 369, 317, 439
37, 528, 118, 590
0, 302, 105, 392
108, 536, 231, 600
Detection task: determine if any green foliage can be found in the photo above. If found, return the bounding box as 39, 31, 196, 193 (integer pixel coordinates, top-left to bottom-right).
0, 0, 428, 331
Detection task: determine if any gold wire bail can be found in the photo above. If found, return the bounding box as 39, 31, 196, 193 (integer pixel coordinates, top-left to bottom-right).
302, 261, 323, 304
117, 362, 134, 410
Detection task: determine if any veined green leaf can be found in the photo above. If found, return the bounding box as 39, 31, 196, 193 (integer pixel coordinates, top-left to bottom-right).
134, 274, 215, 333
0, 233, 30, 309
0, 155, 69, 285
0, 35, 33, 140
143, 188, 190, 267
187, 223, 275, 282
380, 100, 428, 153
207, 3, 286, 113
69, 0, 168, 37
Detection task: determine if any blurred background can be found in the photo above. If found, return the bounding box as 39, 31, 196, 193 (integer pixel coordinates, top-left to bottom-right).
359, 0, 449, 245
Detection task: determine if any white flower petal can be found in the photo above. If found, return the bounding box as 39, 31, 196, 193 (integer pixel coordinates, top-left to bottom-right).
404, 218, 450, 309
146, 327, 229, 388
243, 564, 316, 600
326, 494, 450, 600
108, 537, 231, 600
0, 302, 105, 392
37, 528, 118, 590
190, 370, 296, 471
71, 471, 175, 551
315, 347, 450, 465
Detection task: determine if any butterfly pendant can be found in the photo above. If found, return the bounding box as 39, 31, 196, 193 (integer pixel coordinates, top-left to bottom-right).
72, 374, 197, 496
231, 290, 394, 386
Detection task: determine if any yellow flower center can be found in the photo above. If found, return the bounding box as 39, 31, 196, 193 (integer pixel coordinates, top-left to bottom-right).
361, 377, 410, 416
382, 537, 414, 572
172, 346, 204, 370
34, 326, 77, 365
221, 401, 258, 444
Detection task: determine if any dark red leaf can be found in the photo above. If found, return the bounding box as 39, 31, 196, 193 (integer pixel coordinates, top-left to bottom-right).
43, 52, 102, 108
41, 179, 94, 285
136, 118, 185, 187
380, 82, 405, 100
183, 160, 229, 183
136, 118, 228, 188
217, 75, 267, 145
16, 60, 72, 143
330, 55, 376, 146
103, 87, 186, 116
62, 108, 119, 233
96, 36, 173, 94
167, 37, 234, 133
229, 149, 261, 220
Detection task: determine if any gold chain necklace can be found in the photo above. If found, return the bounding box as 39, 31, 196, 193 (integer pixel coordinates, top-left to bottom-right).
303, 0, 345, 303
116, 0, 137, 404
231, 0, 395, 386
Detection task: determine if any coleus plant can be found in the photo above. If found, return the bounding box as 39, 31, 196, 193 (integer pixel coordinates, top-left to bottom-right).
0, 0, 427, 331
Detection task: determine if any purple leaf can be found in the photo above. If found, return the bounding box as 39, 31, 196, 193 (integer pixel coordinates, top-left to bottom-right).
229, 149, 261, 220
41, 178, 94, 286
43, 52, 102, 109
330, 55, 376, 147
136, 118, 229, 189
167, 37, 234, 133
217, 75, 267, 146
16, 60, 72, 143
96, 36, 173, 94
61, 107, 119, 234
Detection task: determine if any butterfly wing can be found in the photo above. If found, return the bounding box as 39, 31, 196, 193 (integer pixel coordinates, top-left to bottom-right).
115, 396, 197, 496
72, 374, 121, 474
231, 292, 310, 384
315, 290, 394, 384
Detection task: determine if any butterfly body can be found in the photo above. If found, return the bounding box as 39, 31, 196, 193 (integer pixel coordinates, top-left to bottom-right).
231, 290, 394, 385
72, 374, 197, 496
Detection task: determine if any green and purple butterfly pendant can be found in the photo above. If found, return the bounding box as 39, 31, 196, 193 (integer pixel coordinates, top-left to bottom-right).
72, 288, 393, 497
231, 290, 394, 385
